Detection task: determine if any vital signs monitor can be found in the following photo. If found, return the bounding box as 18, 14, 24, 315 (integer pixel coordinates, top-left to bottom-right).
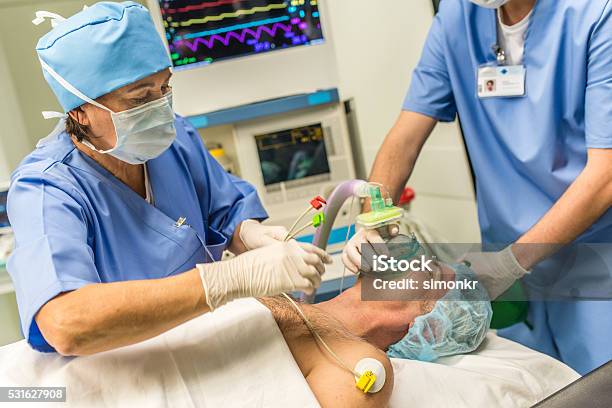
157, 0, 325, 69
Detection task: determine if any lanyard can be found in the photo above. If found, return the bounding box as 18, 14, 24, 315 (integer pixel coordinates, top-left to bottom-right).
491, 8, 507, 66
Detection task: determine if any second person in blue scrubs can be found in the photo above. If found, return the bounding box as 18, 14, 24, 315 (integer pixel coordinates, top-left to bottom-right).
342, 0, 612, 374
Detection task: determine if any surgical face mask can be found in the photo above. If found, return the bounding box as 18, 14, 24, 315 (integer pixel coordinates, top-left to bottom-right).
469, 0, 511, 8
81, 93, 176, 165
387, 263, 493, 361
39, 58, 176, 165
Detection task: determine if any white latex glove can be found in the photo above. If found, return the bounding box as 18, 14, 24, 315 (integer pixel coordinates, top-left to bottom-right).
239, 219, 288, 250
341, 224, 399, 274
198, 240, 332, 310
461, 246, 530, 300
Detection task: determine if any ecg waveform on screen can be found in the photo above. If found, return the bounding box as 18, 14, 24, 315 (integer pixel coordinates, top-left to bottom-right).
177, 22, 293, 51
167, 3, 288, 27
162, 0, 244, 15
159, 0, 324, 68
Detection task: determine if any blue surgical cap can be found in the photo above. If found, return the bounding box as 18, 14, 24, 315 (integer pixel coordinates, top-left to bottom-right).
36, 1, 171, 112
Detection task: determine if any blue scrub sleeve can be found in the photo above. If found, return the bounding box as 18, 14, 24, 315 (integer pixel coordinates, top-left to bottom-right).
585, 1, 612, 148
7, 172, 99, 351
402, 6, 457, 122
178, 117, 268, 242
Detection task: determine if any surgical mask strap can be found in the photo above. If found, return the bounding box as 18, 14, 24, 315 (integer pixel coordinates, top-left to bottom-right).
32, 11, 66, 28
38, 57, 111, 114
38, 58, 117, 152
42, 111, 67, 119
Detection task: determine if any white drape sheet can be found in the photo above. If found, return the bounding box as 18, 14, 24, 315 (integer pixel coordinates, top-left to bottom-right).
0, 298, 578, 407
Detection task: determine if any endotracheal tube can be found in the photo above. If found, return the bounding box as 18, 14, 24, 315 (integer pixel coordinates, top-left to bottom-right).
280, 182, 399, 394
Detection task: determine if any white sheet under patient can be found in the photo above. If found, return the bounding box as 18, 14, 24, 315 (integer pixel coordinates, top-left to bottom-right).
0, 298, 578, 408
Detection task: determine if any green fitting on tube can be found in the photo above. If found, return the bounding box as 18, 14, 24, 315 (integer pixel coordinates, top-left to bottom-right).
356, 184, 404, 229
312, 212, 325, 228
369, 186, 386, 212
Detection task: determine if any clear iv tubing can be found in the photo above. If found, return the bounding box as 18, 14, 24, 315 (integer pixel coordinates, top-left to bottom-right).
281, 293, 360, 378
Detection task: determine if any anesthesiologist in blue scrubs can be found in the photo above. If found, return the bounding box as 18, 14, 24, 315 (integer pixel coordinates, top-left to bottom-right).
7, 2, 330, 356
342, 0, 612, 374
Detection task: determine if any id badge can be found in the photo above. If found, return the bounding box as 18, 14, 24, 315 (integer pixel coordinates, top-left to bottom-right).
477, 65, 526, 98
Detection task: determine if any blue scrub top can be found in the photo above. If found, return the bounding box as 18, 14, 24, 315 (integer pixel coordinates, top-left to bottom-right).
7, 115, 267, 352
404, 0, 612, 245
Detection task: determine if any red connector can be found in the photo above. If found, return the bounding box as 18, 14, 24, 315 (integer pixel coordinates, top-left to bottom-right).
310, 196, 327, 210
399, 187, 416, 206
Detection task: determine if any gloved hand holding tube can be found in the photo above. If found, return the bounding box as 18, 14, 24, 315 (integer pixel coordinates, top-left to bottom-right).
198, 240, 332, 310
342, 224, 400, 274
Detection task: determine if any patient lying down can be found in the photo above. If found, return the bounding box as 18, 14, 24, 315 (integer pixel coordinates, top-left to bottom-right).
258, 263, 492, 407
259, 296, 394, 408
